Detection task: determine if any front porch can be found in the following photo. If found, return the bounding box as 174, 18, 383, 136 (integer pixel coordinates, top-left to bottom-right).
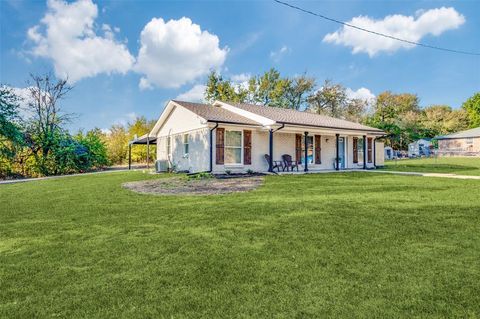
263, 127, 381, 173
210, 124, 384, 174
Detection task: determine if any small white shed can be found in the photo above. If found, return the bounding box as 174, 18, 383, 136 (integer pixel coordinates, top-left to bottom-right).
408, 138, 432, 157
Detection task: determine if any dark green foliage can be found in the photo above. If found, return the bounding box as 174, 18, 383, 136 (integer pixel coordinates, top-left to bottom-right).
1, 171, 479, 317
1, 74, 111, 178
75, 129, 109, 169
0, 87, 23, 157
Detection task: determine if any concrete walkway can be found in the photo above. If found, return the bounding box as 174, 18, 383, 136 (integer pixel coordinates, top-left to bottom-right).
370, 170, 480, 180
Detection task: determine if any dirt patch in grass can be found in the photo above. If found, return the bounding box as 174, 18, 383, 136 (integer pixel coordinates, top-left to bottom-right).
123, 176, 264, 195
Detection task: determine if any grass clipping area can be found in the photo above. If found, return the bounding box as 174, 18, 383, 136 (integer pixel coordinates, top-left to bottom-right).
122, 175, 264, 195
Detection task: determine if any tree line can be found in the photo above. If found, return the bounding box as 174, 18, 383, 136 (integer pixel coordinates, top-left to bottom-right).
1, 70, 478, 178
204, 69, 479, 149
0, 73, 155, 178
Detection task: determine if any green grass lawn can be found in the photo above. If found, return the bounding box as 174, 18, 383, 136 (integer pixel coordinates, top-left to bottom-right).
383, 157, 480, 175
1, 171, 480, 318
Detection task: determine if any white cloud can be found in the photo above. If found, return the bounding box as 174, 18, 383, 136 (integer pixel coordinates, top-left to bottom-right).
175, 84, 206, 102
270, 45, 290, 62
346, 87, 375, 102
26, 1, 229, 90
323, 7, 465, 56
27, 0, 134, 82
231, 73, 251, 91
135, 17, 228, 89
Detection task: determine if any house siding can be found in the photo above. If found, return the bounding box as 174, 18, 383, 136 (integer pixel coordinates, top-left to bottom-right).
156, 129, 210, 172
438, 137, 480, 156
375, 142, 385, 166
156, 105, 209, 172
151, 102, 386, 173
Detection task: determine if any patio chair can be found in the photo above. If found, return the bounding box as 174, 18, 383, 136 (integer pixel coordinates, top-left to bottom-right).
282, 154, 299, 172
264, 154, 284, 172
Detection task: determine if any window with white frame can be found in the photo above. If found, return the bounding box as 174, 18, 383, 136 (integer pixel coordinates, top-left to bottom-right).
225, 130, 242, 164
466, 138, 474, 145
183, 134, 189, 155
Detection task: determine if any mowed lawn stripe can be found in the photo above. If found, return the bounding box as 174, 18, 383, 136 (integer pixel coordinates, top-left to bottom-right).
1, 171, 479, 318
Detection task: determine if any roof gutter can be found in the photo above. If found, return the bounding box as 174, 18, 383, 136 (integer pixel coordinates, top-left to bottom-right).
206, 120, 262, 127
276, 121, 385, 134
209, 122, 219, 173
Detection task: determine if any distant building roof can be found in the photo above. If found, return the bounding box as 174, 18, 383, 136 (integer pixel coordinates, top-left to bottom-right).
436, 127, 480, 140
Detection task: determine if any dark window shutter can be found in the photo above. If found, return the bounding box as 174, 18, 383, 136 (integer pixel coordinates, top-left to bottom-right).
367, 138, 373, 163
353, 137, 358, 163
244, 130, 252, 165
314, 135, 321, 164
216, 128, 224, 164
295, 134, 302, 164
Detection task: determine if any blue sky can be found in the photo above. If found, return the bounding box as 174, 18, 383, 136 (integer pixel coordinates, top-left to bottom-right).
1, 0, 479, 132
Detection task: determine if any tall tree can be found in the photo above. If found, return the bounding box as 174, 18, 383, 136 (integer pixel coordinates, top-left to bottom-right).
22, 73, 73, 175
204, 71, 247, 104
462, 92, 480, 128
127, 116, 156, 163
248, 68, 290, 107
307, 80, 348, 117
345, 98, 368, 123
0, 86, 23, 158
105, 125, 129, 165
0, 86, 24, 177
284, 74, 316, 110
370, 91, 399, 124
421, 105, 469, 136
365, 91, 421, 150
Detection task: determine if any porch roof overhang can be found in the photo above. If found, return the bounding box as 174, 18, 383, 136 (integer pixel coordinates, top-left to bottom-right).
129, 134, 157, 145
274, 122, 385, 136
206, 120, 385, 136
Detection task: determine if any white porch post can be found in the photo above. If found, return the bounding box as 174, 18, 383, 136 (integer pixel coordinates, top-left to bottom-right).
304, 131, 309, 172
268, 129, 274, 172
363, 135, 367, 169
335, 134, 340, 171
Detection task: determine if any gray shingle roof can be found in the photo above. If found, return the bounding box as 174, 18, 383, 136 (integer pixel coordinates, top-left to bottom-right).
173, 100, 261, 126
233, 103, 383, 132
436, 127, 480, 139
173, 100, 384, 133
